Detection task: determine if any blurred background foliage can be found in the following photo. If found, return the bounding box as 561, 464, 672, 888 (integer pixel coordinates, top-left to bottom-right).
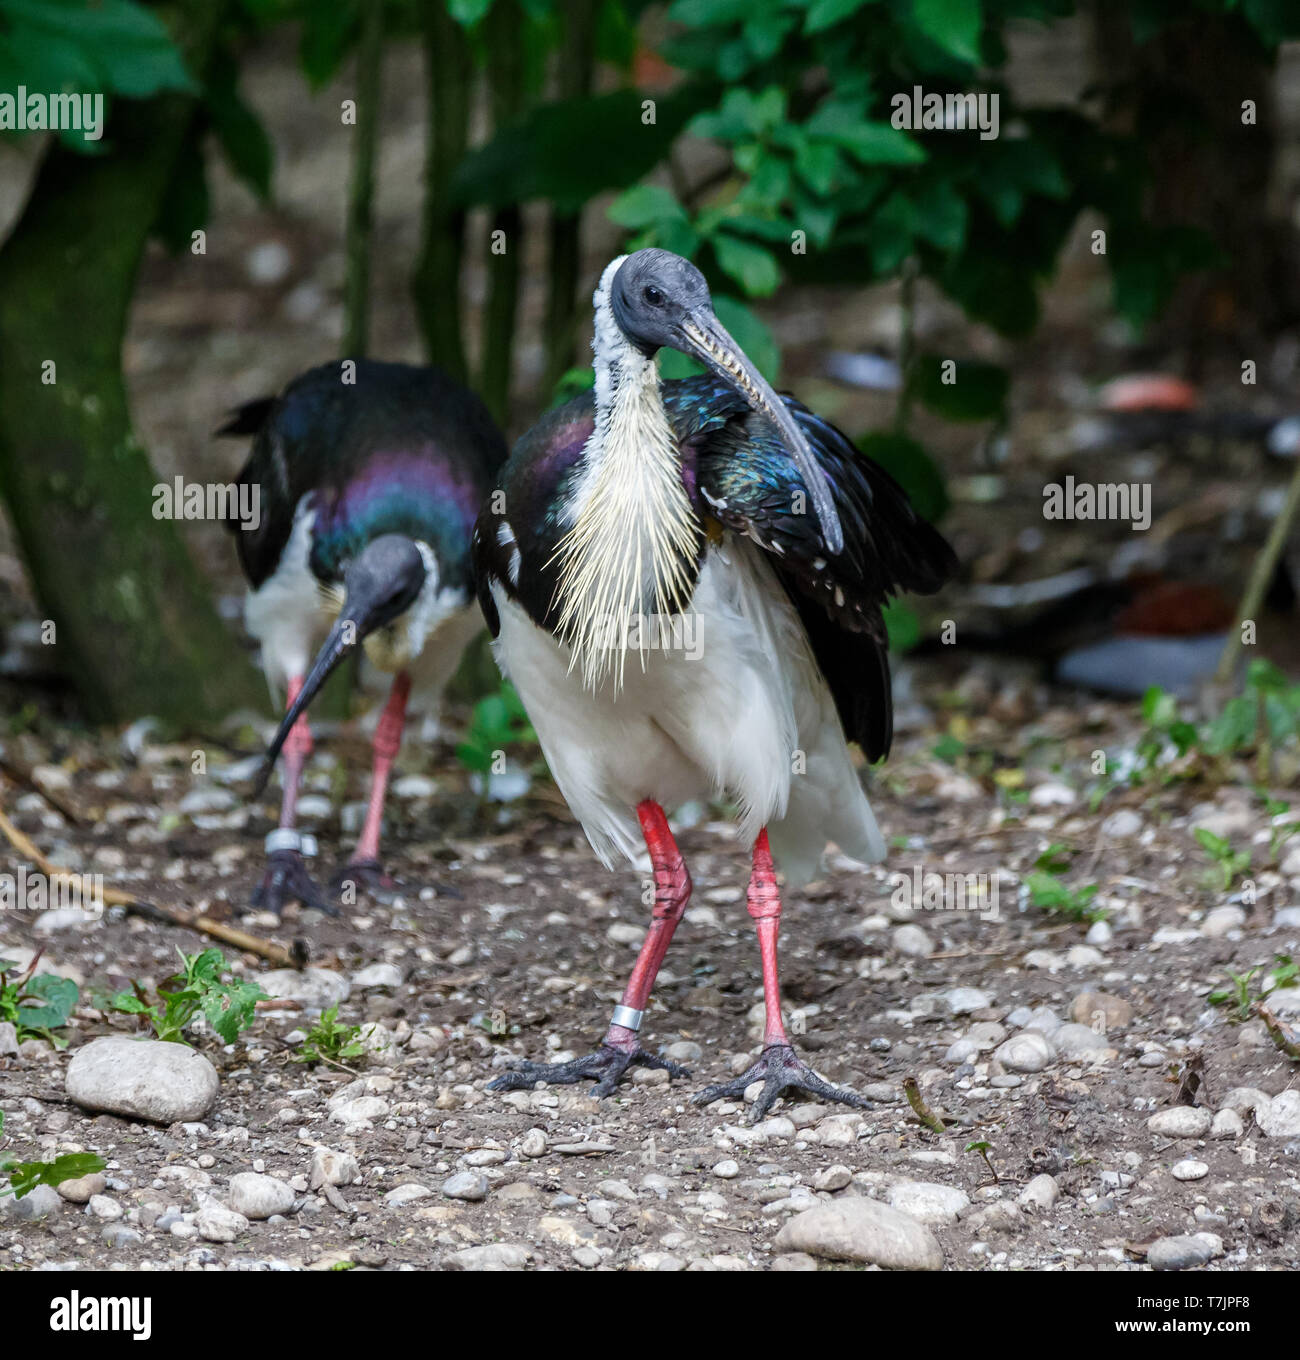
1, 0, 1299, 718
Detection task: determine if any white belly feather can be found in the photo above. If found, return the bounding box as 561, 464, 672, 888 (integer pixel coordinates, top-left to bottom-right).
493, 539, 884, 885
244, 499, 327, 700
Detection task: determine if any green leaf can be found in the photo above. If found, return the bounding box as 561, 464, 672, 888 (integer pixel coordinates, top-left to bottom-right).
857, 432, 949, 522
883, 600, 920, 652
909, 356, 1008, 422
712, 232, 781, 297
932, 733, 965, 764
201, 977, 267, 1045
940, 249, 1039, 337
206, 51, 273, 201
0, 0, 196, 100
608, 185, 686, 230
1205, 696, 1256, 754
1241, 0, 1300, 45
448, 0, 495, 26
668, 0, 753, 25
451, 87, 710, 213
5, 1152, 106, 1199
909, 0, 983, 64
808, 112, 926, 166
299, 1, 357, 87
910, 180, 968, 253
804, 0, 877, 35
15, 974, 77, 1032
152, 123, 209, 253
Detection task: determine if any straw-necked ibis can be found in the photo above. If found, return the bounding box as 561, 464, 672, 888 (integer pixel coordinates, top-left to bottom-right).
474, 250, 955, 1115
222, 359, 506, 913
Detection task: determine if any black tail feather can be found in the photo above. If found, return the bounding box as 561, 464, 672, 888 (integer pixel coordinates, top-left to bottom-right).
215, 396, 277, 439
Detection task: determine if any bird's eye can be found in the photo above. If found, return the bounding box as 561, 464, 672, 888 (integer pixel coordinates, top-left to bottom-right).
643, 285, 664, 307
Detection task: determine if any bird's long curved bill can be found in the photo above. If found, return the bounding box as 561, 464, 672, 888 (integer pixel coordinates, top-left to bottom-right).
251, 615, 359, 798
680, 311, 843, 554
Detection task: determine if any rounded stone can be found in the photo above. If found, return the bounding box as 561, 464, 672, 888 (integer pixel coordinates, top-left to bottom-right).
1258, 1090, 1300, 1138
56, 1172, 106, 1204
1017, 1174, 1059, 1212
892, 924, 932, 958
1069, 990, 1132, 1031
66, 1036, 219, 1124
258, 967, 350, 1011
1051, 1022, 1112, 1060
1147, 1106, 1212, 1138
774, 1197, 943, 1270
226, 1172, 296, 1220
993, 1032, 1054, 1073
887, 1181, 970, 1226
442, 1172, 489, 1201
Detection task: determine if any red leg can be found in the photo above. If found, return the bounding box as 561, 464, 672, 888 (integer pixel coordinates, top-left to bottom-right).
277, 675, 313, 829
693, 827, 870, 1119
350, 672, 410, 867
747, 830, 789, 1047
490, 799, 693, 1096
251, 676, 334, 915
600, 800, 693, 1054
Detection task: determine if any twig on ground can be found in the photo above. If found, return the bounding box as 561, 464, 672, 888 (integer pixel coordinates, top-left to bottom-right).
0, 756, 83, 825
0, 804, 299, 967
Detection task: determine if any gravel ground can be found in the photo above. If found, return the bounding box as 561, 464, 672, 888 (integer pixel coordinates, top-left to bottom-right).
2, 661, 1299, 1272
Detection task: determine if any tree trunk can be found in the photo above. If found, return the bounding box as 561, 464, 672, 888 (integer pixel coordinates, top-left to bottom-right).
543, 0, 597, 393
477, 1, 527, 426
0, 1, 265, 726
343, 0, 385, 359
412, 0, 471, 381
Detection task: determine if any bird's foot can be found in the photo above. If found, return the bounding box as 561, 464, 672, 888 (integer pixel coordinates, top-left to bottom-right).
693, 1043, 871, 1121
333, 859, 463, 904
488, 1040, 690, 1098
333, 858, 401, 903
250, 848, 338, 917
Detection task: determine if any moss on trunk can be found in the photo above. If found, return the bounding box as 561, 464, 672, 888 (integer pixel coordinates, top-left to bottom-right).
0, 1, 266, 726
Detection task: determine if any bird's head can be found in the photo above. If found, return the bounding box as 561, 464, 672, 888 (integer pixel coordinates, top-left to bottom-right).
253, 534, 429, 794
606, 248, 843, 554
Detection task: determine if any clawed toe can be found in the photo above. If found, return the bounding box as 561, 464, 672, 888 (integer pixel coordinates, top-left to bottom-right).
694, 1043, 871, 1121
488, 1042, 690, 1097
249, 848, 338, 917
333, 859, 402, 903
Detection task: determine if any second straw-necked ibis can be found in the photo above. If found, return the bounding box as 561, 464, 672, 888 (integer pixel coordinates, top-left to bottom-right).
475, 249, 956, 1115
222, 359, 506, 913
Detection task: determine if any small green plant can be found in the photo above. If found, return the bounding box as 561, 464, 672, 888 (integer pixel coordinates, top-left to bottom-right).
455, 683, 538, 778
965, 1139, 998, 1183
1129, 667, 1300, 788
0, 955, 78, 1049
1209, 953, 1299, 1021
1257, 790, 1300, 865
1133, 686, 1200, 783
294, 1005, 365, 1066
105, 948, 266, 1046
0, 1110, 105, 1199
1194, 827, 1252, 892
1023, 864, 1106, 925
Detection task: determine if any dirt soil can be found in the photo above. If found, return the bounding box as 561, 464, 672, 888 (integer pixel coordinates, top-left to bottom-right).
2, 659, 1299, 1272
